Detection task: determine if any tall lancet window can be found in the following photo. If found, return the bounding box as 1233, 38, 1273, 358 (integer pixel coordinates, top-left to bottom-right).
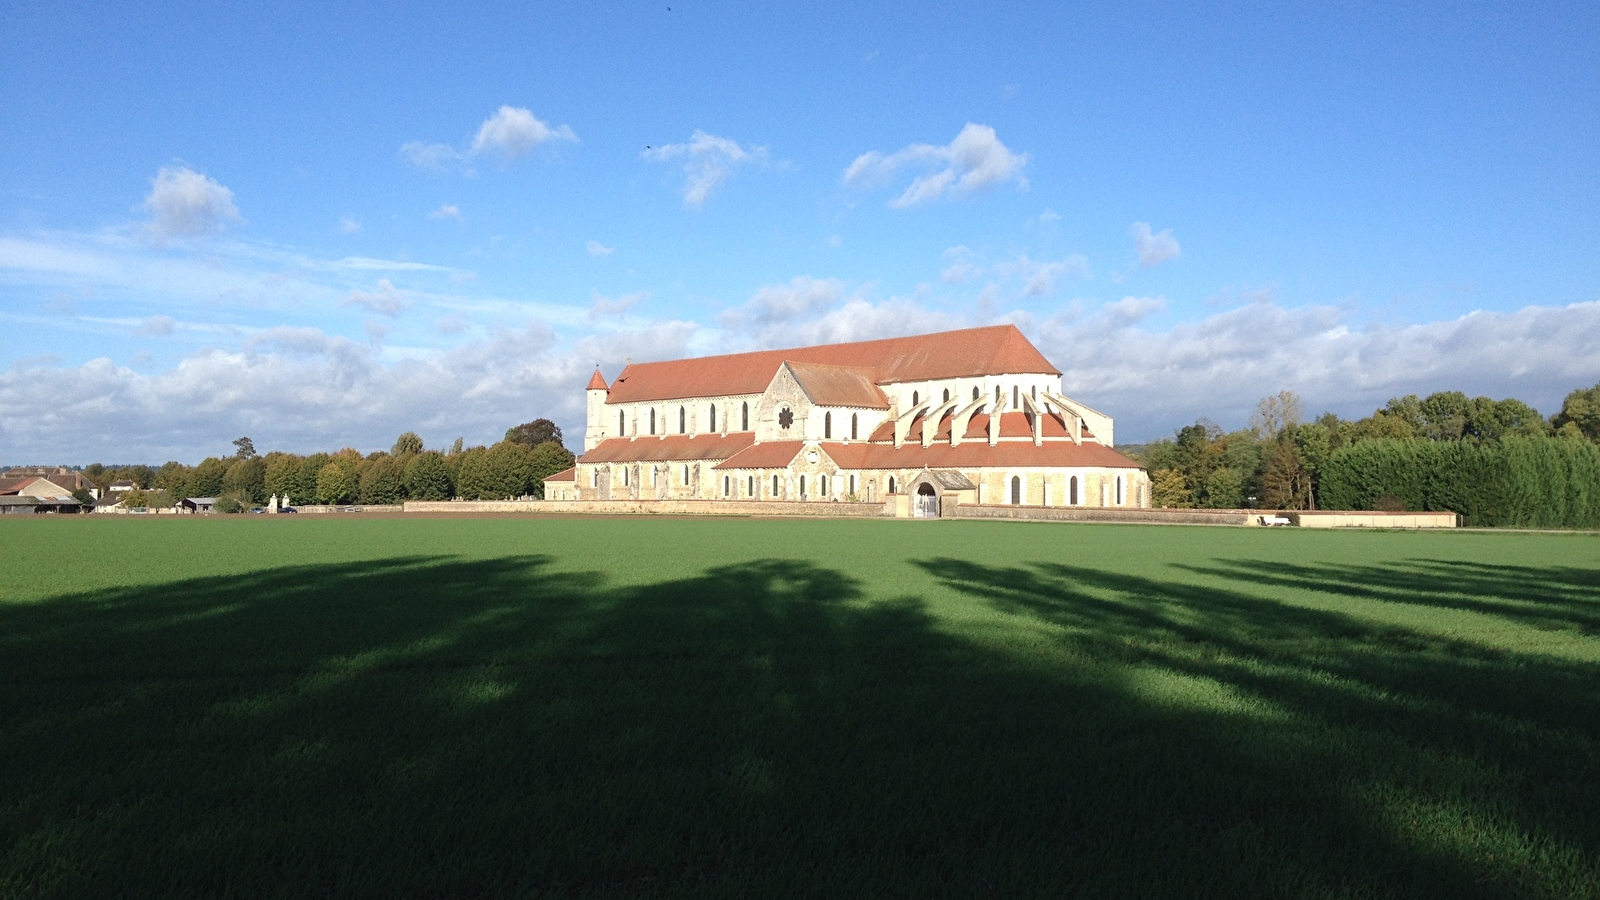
741, 402, 749, 431
709, 404, 716, 432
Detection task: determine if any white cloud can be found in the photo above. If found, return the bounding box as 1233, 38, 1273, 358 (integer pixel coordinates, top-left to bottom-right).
588, 290, 648, 318
998, 254, 1090, 297
341, 279, 411, 317
339, 217, 362, 234
585, 240, 615, 257
402, 106, 576, 172
644, 130, 768, 208
843, 123, 1028, 208
136, 315, 176, 336
400, 141, 462, 170
720, 276, 846, 328
428, 204, 462, 220
470, 106, 577, 158
1037, 209, 1062, 224
1131, 221, 1181, 268
138, 165, 241, 242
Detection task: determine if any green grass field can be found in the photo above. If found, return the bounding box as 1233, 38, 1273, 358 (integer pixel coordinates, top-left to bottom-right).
2, 515, 1597, 899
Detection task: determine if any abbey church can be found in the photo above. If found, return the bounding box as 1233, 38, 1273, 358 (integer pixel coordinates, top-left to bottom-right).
544, 325, 1149, 514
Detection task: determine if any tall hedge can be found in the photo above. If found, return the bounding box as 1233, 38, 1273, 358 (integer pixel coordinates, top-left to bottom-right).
1320, 436, 1600, 527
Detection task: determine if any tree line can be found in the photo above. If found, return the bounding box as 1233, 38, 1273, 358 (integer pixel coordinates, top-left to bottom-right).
1131, 381, 1600, 527
87, 420, 576, 512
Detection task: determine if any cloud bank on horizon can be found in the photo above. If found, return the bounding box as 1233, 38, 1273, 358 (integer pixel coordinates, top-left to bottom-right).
2, 5, 1596, 463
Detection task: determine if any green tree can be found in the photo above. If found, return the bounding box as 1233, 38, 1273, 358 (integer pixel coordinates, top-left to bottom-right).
232, 436, 257, 459
1260, 438, 1313, 510
296, 454, 331, 505
154, 461, 192, 498
1150, 468, 1193, 508
1552, 382, 1600, 442
391, 431, 424, 456
1202, 467, 1246, 509
264, 453, 302, 500
315, 463, 355, 505
528, 441, 577, 498
222, 457, 266, 503
358, 455, 404, 505
403, 451, 453, 501
191, 458, 228, 497
504, 419, 563, 448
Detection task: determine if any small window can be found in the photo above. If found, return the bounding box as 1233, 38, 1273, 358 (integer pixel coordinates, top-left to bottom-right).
1070, 475, 1079, 506
651, 467, 658, 486
779, 407, 793, 430
820, 474, 829, 496
912, 391, 919, 406
679, 406, 686, 434
592, 469, 598, 487
995, 385, 1001, 402
1011, 475, 1022, 505
1013, 385, 1019, 408
824, 411, 832, 439
799, 475, 807, 498
683, 464, 690, 484
849, 473, 857, 494
1116, 475, 1125, 506
1032, 385, 1037, 399
747, 475, 754, 497
943, 388, 950, 402
772, 474, 780, 496
742, 402, 749, 431
649, 408, 656, 435
851, 413, 858, 440
622, 467, 630, 487
619, 410, 625, 434
723, 475, 730, 497
709, 404, 716, 432
888, 475, 896, 494
973, 386, 980, 401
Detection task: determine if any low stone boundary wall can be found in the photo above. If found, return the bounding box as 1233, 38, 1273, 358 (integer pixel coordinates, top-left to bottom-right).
949, 504, 1258, 526
288, 505, 403, 514
1292, 511, 1458, 528
402, 499, 889, 517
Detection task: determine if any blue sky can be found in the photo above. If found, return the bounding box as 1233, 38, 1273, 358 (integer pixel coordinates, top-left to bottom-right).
3, 1, 1597, 463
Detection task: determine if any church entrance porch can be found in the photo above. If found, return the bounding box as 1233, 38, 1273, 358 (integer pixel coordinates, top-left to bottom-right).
914, 483, 939, 518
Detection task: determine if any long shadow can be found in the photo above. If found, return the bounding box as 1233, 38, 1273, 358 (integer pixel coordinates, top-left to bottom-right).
1174, 557, 1600, 634
1, 553, 1595, 898
915, 558, 1600, 899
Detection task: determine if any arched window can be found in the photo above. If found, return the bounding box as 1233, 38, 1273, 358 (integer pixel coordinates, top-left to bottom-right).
995, 385, 1001, 402
679, 406, 686, 434
820, 474, 828, 497
723, 475, 730, 497
619, 410, 625, 434
649, 408, 656, 434
709, 404, 716, 432
850, 413, 858, 440
1032, 385, 1037, 399
772, 474, 780, 496
849, 473, 857, 495
747, 475, 754, 497
1070, 475, 1079, 505
824, 412, 832, 439
683, 464, 690, 484
888, 475, 897, 494
622, 467, 630, 487
1011, 475, 1022, 505
1116, 475, 1125, 505
591, 469, 598, 487
741, 402, 749, 431
943, 388, 950, 402
973, 386, 980, 401
912, 391, 919, 407
799, 475, 807, 499
1013, 385, 1019, 408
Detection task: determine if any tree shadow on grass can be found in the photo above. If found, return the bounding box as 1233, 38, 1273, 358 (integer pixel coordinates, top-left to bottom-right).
914, 557, 1600, 900
0, 554, 1595, 898
1174, 557, 1600, 635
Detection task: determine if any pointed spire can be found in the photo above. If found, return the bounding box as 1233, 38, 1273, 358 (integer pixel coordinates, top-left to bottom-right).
586, 368, 609, 391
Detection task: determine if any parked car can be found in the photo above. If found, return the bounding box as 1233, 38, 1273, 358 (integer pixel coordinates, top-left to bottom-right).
279, 507, 298, 514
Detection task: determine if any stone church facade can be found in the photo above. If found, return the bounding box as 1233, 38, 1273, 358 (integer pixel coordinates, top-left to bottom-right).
552, 325, 1149, 514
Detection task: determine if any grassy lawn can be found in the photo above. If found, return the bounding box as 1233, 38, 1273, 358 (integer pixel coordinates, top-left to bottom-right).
1, 515, 1597, 899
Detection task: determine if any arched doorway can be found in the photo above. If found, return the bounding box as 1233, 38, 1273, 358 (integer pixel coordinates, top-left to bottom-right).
915, 483, 939, 518
1010, 475, 1022, 505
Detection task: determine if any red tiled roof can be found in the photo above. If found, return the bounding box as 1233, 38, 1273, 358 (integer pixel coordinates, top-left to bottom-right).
820, 441, 1141, 471
607, 325, 1060, 403
578, 432, 756, 464
543, 466, 576, 482
586, 370, 609, 391
713, 441, 806, 470
785, 363, 889, 408
870, 410, 1100, 444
